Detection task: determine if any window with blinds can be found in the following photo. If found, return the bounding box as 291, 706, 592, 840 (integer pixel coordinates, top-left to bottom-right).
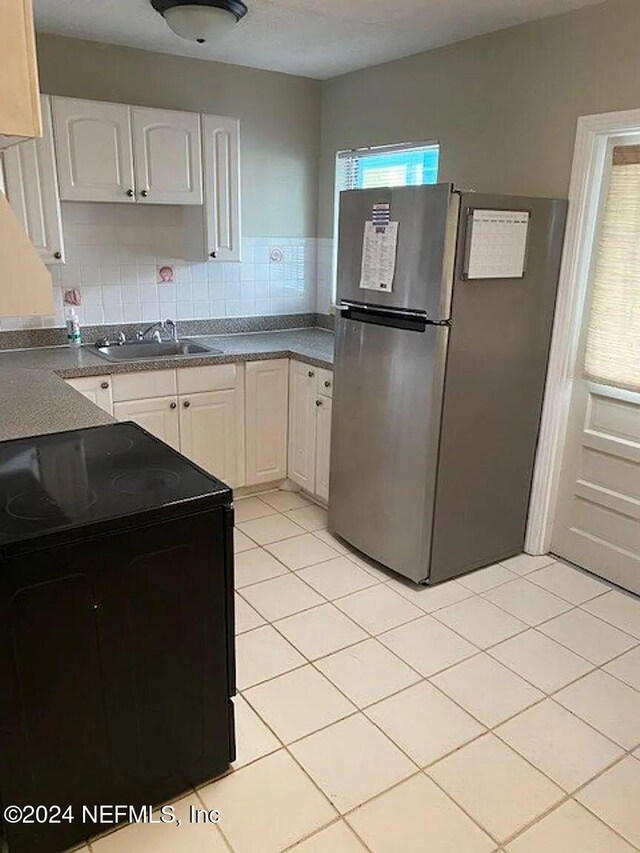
336, 143, 440, 193
584, 144, 640, 392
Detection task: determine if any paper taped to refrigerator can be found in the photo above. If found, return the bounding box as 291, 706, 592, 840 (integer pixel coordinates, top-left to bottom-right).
466, 209, 530, 279
359, 221, 399, 292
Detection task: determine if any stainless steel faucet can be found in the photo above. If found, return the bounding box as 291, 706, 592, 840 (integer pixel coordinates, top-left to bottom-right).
138, 319, 178, 342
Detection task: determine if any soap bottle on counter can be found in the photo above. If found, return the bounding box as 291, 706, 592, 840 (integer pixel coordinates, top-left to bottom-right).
65, 307, 82, 348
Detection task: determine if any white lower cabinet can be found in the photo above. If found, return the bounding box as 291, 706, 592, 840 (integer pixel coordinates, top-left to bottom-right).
179, 389, 244, 488
288, 360, 333, 502
288, 360, 319, 493
112, 395, 180, 451
245, 359, 288, 485
67, 358, 331, 497
105, 364, 245, 487
314, 394, 332, 502
65, 375, 113, 415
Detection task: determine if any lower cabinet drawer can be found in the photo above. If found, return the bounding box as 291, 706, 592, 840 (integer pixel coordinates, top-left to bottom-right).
178, 364, 239, 395
112, 369, 177, 402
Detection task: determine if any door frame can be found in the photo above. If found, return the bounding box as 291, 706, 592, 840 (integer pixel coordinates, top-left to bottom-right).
526, 107, 640, 555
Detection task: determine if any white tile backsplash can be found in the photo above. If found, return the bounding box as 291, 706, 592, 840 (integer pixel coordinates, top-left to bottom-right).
316, 237, 336, 315
1, 202, 319, 331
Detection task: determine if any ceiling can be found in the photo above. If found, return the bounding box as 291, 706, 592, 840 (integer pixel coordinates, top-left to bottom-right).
34, 0, 605, 80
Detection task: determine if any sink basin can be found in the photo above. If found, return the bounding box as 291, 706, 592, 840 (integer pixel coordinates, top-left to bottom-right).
94, 339, 222, 362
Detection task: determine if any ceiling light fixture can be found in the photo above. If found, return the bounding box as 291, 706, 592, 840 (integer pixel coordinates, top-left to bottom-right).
151, 0, 247, 44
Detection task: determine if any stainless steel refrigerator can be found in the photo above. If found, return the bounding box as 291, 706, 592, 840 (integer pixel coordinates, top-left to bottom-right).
328, 183, 567, 585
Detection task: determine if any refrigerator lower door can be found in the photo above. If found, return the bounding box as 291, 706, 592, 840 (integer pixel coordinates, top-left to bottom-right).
328, 313, 448, 584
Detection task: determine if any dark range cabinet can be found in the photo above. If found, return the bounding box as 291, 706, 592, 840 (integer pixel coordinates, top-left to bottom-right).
0, 423, 235, 853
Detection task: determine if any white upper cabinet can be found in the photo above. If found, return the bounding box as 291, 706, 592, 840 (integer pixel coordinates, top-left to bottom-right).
202, 115, 240, 260
52, 97, 135, 203
131, 107, 203, 205
2, 96, 65, 264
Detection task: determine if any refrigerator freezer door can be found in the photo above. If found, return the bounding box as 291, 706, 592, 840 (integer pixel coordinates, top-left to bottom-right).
328, 315, 449, 583
336, 184, 459, 321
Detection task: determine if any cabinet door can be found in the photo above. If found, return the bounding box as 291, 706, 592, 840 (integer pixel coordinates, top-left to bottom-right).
2, 95, 65, 264
66, 375, 113, 415
202, 114, 240, 261
52, 97, 135, 202
132, 107, 203, 205
179, 389, 244, 487
288, 361, 318, 493
315, 394, 332, 503
0, 0, 41, 143
245, 359, 288, 486
113, 396, 180, 450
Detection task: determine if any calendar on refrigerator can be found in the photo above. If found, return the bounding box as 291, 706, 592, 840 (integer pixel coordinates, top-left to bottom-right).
465, 209, 530, 280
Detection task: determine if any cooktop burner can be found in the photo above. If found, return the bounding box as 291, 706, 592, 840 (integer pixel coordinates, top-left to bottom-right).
0, 422, 228, 546
112, 468, 181, 496
6, 488, 98, 522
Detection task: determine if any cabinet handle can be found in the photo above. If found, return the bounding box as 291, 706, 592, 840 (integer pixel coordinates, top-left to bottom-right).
210, 251, 217, 259
170, 401, 177, 409
315, 399, 322, 407
141, 189, 149, 198
100, 381, 109, 390
324, 380, 331, 388
126, 189, 134, 197
53, 251, 62, 260
308, 370, 315, 378
183, 400, 190, 408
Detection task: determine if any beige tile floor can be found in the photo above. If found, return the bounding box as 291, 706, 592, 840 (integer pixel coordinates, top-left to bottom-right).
81, 489, 640, 853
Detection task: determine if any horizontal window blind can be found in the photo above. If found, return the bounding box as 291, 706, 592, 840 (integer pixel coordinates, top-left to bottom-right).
336, 143, 439, 192
584, 144, 640, 392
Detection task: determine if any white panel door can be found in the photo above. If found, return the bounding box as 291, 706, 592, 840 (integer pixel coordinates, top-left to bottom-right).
52, 97, 135, 202
202, 114, 241, 261
179, 389, 244, 487
113, 396, 180, 450
66, 376, 113, 415
131, 107, 202, 205
314, 393, 332, 503
2, 96, 65, 264
288, 361, 318, 493
245, 359, 288, 485
551, 140, 640, 595
552, 383, 640, 593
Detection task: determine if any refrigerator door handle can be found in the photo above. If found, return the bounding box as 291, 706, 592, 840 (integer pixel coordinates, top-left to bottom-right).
337, 301, 450, 331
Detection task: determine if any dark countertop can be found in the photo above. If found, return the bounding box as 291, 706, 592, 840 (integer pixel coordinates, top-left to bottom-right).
0, 328, 334, 442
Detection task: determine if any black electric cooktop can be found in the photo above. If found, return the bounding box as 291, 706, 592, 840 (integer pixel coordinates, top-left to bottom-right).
0, 422, 231, 548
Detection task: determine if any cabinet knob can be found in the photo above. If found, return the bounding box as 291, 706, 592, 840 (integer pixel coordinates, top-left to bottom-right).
308, 370, 315, 378
324, 380, 331, 388
210, 251, 217, 259
53, 251, 62, 260
315, 399, 322, 407
183, 400, 190, 408
141, 189, 149, 198
126, 189, 134, 197
100, 381, 109, 390
170, 401, 177, 409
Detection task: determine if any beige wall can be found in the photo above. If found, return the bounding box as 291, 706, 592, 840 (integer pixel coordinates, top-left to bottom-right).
36, 34, 321, 238
318, 0, 640, 236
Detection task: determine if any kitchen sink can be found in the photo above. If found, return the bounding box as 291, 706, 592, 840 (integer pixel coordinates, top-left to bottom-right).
94, 339, 222, 362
